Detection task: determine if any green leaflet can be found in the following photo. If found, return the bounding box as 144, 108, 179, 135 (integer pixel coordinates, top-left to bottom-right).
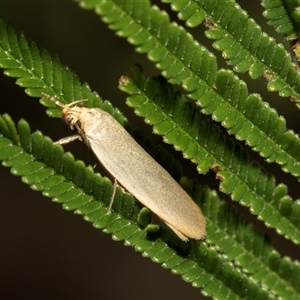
1, 113, 299, 299
262, 0, 300, 38
164, 0, 300, 102
261, 0, 300, 70
119, 65, 300, 246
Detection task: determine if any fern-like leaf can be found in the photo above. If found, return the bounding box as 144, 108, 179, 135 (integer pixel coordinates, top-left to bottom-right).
0, 2, 300, 299
262, 0, 300, 38
1, 5, 300, 299
164, 0, 300, 103
1, 113, 300, 299
0, 18, 127, 127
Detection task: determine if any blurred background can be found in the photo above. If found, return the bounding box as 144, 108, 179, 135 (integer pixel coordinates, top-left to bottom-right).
0, 1, 299, 299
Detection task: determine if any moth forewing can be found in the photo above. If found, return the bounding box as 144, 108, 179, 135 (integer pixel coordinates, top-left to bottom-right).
45, 94, 206, 241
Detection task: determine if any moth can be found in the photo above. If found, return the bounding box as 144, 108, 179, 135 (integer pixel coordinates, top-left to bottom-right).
43, 93, 206, 241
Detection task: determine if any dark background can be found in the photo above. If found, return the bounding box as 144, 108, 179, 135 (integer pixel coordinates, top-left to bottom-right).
0, 1, 299, 299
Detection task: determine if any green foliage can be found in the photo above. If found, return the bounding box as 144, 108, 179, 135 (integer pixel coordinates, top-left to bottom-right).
165, 0, 300, 100
1, 113, 286, 300
82, 0, 300, 182
0, 18, 127, 126
262, 0, 300, 38
1, 0, 300, 299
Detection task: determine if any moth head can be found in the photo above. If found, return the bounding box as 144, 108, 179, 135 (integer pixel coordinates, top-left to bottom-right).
42, 93, 88, 130
61, 106, 82, 130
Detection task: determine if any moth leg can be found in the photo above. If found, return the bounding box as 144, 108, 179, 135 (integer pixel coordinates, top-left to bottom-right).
106, 179, 127, 214
107, 178, 118, 214
54, 134, 82, 145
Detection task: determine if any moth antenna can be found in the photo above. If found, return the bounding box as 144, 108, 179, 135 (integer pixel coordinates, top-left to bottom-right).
42, 92, 88, 108
68, 99, 89, 107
